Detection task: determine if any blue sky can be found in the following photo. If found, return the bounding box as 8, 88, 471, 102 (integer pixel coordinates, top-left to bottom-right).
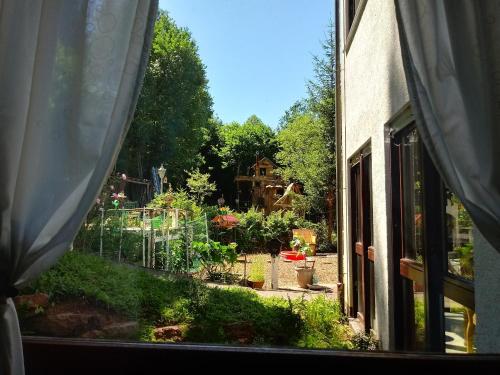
158, 0, 334, 128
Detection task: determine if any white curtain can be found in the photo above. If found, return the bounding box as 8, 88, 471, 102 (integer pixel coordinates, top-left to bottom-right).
395, 0, 500, 251
0, 1, 157, 373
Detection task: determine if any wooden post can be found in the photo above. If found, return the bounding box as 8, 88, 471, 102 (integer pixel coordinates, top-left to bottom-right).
271, 255, 279, 290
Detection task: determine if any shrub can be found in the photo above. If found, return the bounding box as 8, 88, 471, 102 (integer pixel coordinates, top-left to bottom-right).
24, 252, 358, 349
235, 207, 266, 252
192, 240, 238, 280
293, 296, 353, 349
351, 331, 379, 350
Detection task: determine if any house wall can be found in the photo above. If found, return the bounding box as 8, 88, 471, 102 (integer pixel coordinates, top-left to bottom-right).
339, 0, 409, 350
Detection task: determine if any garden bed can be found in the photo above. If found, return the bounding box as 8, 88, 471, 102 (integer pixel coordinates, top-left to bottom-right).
19, 251, 356, 350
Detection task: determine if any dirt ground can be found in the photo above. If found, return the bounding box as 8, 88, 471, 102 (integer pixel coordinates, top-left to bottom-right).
230, 253, 338, 290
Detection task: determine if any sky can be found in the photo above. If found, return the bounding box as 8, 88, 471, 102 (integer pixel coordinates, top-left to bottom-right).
158, 0, 334, 129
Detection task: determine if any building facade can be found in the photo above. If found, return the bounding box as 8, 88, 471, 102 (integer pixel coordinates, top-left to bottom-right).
336, 0, 499, 353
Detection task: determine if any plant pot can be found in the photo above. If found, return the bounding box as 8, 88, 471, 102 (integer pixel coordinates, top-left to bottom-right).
249, 280, 264, 289
295, 267, 314, 289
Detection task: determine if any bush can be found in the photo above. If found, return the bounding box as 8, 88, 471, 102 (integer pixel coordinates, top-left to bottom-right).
351, 331, 379, 350
25, 252, 356, 349
293, 296, 353, 349
193, 240, 238, 280
235, 207, 266, 252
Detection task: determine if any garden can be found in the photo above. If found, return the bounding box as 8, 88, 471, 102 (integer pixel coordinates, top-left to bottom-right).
13, 9, 370, 351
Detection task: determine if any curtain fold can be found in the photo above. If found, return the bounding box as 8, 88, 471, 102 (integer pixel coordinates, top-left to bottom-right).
0, 1, 157, 374
395, 0, 500, 251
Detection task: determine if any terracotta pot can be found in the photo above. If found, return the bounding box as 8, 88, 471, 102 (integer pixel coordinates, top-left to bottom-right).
250, 280, 264, 289
295, 267, 314, 289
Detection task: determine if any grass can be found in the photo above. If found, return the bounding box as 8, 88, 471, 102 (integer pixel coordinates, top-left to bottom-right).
24, 251, 356, 349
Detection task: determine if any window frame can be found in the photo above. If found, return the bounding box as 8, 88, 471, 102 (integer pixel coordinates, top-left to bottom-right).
391, 121, 475, 353
344, 0, 367, 53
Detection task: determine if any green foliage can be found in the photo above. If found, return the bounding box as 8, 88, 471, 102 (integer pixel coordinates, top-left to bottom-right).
235, 208, 267, 252
248, 254, 267, 283
192, 240, 238, 280
186, 168, 217, 205
351, 331, 379, 351
415, 299, 425, 348
290, 236, 312, 256
294, 296, 352, 349
26, 252, 356, 348
117, 10, 213, 184
276, 113, 332, 213
215, 115, 278, 174
27, 251, 143, 319
455, 243, 474, 279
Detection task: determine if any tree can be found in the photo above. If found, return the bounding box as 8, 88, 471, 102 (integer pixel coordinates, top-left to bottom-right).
117, 11, 213, 186
278, 21, 336, 237
276, 113, 331, 213
307, 21, 336, 238
186, 168, 217, 205
216, 115, 278, 175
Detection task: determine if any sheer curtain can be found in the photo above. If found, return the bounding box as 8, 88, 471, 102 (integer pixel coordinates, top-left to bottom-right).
395, 0, 500, 251
0, 1, 157, 373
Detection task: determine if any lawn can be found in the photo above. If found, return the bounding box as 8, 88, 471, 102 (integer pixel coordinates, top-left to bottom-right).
19, 251, 360, 350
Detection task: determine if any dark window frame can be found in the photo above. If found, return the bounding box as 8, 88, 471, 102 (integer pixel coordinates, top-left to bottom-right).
391, 123, 475, 353
349, 147, 374, 333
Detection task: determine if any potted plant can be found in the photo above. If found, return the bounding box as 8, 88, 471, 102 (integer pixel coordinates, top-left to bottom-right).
291, 236, 315, 288
248, 254, 266, 289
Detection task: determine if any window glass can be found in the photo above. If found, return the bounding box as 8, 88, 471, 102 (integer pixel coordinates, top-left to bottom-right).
402, 279, 426, 351
444, 297, 476, 353
401, 128, 424, 263
369, 260, 376, 329
446, 191, 474, 281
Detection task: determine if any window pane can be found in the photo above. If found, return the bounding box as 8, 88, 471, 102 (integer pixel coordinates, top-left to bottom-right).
402, 278, 426, 351
446, 191, 474, 280
369, 260, 375, 329
356, 255, 364, 317
444, 297, 476, 353
401, 128, 424, 263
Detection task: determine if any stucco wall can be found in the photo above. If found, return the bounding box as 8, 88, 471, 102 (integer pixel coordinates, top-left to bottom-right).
339, 0, 409, 350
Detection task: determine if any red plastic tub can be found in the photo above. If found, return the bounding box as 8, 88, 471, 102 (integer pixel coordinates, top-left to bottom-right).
280, 250, 305, 261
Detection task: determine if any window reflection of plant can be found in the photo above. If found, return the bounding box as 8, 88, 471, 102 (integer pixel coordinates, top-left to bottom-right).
454, 243, 474, 280
414, 299, 426, 350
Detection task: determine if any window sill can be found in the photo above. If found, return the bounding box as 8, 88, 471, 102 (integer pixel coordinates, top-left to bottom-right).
22, 336, 500, 372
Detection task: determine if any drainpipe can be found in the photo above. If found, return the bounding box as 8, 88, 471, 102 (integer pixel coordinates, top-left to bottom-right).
334, 0, 345, 313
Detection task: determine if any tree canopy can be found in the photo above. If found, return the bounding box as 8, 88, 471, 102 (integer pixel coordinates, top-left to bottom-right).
117, 10, 213, 186
215, 115, 278, 175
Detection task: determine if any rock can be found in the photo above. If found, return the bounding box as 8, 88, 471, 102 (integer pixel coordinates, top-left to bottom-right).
102, 321, 139, 339
154, 325, 183, 341
223, 322, 255, 344
14, 293, 49, 318
31, 312, 98, 337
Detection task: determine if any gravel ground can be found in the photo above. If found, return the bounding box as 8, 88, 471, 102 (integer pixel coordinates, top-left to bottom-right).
231, 253, 338, 290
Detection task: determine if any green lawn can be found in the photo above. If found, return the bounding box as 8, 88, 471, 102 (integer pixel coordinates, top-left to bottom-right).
23, 251, 358, 349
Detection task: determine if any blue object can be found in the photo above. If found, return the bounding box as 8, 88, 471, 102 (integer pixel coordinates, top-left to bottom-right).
151, 166, 161, 195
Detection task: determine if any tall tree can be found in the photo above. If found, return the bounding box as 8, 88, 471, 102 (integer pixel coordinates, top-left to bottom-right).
216, 115, 278, 176
117, 11, 213, 186
308, 21, 336, 237
213, 115, 278, 207
276, 113, 330, 213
